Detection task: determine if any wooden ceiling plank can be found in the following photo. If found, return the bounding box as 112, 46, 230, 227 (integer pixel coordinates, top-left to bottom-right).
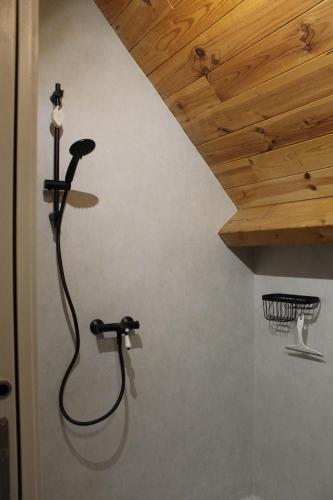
149, 0, 323, 98
221, 226, 333, 246
131, 0, 244, 75
182, 50, 333, 145
227, 166, 333, 208
114, 0, 176, 50
220, 198, 333, 246
165, 77, 221, 123
225, 197, 333, 224
95, 0, 132, 25
125, 0, 333, 126
198, 93, 333, 165
212, 132, 333, 188
209, 0, 333, 101
97, 0, 333, 247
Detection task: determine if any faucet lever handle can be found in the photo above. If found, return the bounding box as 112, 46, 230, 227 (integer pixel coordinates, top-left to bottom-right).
124, 334, 132, 350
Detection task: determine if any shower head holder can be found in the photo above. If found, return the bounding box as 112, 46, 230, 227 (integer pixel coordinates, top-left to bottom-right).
44, 137, 95, 227
44, 179, 71, 191
45, 84, 96, 229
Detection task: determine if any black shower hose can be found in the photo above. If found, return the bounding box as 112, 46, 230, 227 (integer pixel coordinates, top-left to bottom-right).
56, 190, 126, 426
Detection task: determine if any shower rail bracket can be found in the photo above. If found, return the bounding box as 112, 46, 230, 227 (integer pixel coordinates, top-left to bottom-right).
44, 178, 71, 228
44, 179, 71, 191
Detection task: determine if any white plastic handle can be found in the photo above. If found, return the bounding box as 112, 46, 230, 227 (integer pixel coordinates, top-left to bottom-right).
285, 314, 323, 357
125, 334, 131, 350
297, 314, 304, 345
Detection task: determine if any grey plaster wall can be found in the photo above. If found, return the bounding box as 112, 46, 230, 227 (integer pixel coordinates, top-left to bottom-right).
37, 1, 254, 499
253, 247, 333, 500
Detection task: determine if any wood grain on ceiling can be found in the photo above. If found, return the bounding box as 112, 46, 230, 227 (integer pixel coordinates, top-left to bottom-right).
96, 0, 333, 246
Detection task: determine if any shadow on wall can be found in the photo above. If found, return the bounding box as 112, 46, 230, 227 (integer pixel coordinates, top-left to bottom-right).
60, 391, 130, 470
254, 245, 333, 279
230, 246, 256, 273
58, 336, 139, 468
43, 189, 99, 208
97, 334, 142, 399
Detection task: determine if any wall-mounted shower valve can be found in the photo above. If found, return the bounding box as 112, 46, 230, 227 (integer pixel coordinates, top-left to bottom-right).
90, 316, 140, 337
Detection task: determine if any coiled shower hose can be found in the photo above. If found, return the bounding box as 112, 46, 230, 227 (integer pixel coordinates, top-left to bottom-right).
56, 190, 125, 426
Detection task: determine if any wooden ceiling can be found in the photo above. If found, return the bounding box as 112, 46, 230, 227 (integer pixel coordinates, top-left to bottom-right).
96, 0, 333, 246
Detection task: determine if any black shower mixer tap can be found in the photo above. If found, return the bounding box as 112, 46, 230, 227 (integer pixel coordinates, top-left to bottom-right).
90, 316, 140, 350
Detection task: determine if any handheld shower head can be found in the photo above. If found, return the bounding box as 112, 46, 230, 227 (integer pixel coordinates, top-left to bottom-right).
65, 139, 96, 184
69, 139, 96, 158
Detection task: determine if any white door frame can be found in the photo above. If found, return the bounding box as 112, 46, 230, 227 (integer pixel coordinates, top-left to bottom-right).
15, 0, 40, 497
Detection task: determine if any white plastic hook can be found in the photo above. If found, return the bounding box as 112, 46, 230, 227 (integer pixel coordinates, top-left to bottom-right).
52, 105, 64, 128
285, 313, 323, 357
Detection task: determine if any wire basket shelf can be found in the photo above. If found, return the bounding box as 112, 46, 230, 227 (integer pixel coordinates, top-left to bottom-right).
262, 293, 320, 323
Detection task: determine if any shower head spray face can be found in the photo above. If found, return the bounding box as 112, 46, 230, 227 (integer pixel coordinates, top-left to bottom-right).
65, 139, 96, 184
69, 139, 96, 158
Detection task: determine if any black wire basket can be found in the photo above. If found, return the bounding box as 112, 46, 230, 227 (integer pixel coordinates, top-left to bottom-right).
262, 293, 320, 322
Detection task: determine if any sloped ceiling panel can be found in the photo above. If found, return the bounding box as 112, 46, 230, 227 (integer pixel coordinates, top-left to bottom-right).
96, 0, 333, 246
